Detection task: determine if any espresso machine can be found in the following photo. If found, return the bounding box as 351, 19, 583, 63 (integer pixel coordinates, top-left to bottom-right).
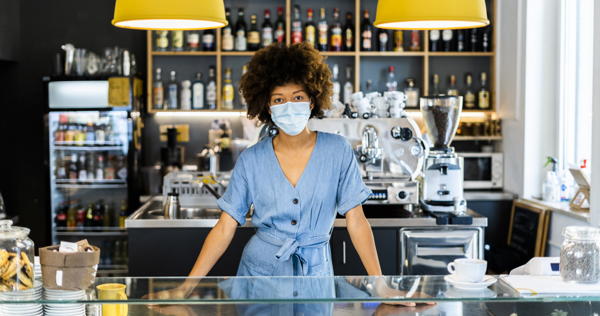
419, 96, 470, 224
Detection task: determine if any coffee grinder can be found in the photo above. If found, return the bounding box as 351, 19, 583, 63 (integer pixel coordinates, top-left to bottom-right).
420, 96, 470, 225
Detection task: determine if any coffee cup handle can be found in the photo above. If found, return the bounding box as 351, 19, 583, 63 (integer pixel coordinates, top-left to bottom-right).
447, 262, 456, 274
118, 292, 129, 316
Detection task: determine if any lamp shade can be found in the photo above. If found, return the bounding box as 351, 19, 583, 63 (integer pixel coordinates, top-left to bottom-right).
374, 0, 489, 30
112, 0, 227, 30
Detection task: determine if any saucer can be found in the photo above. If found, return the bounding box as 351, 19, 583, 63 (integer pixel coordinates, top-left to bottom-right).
444, 275, 497, 291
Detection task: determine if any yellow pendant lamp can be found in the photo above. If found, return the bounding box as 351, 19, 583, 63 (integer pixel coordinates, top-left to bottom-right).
112, 0, 227, 30
374, 0, 489, 30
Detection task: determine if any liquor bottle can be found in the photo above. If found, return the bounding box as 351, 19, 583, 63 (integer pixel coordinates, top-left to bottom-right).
85, 203, 94, 227
153, 68, 164, 109
331, 64, 341, 103
56, 152, 66, 179
192, 72, 205, 109
86, 152, 95, 181
404, 78, 419, 108
304, 9, 316, 48
171, 30, 184, 51
104, 155, 115, 180
167, 70, 179, 109
361, 10, 373, 51
180, 80, 192, 110
239, 64, 248, 108
330, 8, 342, 52
343, 12, 354, 51
469, 29, 478, 51
261, 9, 274, 48
55, 204, 67, 227
119, 200, 127, 228
442, 30, 454, 51
222, 8, 234, 51
292, 5, 303, 44
222, 67, 234, 109
102, 201, 111, 227
155, 31, 169, 51
186, 31, 200, 51
393, 31, 404, 52
66, 201, 77, 228
478, 72, 490, 109
206, 66, 217, 109
317, 8, 328, 51
386, 66, 398, 91
275, 7, 285, 44
234, 8, 247, 51
464, 73, 476, 109
247, 14, 260, 51
78, 153, 87, 181
202, 29, 216, 51
429, 30, 440, 52
447, 75, 459, 96
96, 154, 104, 180
343, 66, 353, 105
409, 31, 421, 51
456, 30, 466, 52
377, 28, 389, 51
69, 153, 78, 180
93, 201, 104, 227
431, 73, 441, 95
481, 26, 491, 52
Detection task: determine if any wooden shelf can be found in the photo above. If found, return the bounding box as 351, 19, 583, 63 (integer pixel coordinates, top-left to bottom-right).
360, 51, 426, 57
221, 51, 255, 56
320, 51, 355, 56
428, 52, 494, 57
151, 51, 217, 56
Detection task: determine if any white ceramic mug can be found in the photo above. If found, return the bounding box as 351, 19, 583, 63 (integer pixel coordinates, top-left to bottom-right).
447, 258, 487, 283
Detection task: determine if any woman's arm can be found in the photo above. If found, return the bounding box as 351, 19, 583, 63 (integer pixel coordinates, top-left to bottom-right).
345, 205, 382, 276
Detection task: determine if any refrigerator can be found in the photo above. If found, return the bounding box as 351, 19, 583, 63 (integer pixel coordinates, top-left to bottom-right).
45, 77, 142, 276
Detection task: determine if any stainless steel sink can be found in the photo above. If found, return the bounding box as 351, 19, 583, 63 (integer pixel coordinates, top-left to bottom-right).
142, 208, 221, 220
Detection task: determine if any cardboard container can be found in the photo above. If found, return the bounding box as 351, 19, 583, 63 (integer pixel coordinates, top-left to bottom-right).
39, 245, 100, 290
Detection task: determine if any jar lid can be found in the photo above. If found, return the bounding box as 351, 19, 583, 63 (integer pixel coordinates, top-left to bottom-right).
562, 226, 600, 241
0, 220, 30, 239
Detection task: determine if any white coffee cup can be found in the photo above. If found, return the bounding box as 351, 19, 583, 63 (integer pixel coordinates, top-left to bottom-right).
447, 259, 487, 283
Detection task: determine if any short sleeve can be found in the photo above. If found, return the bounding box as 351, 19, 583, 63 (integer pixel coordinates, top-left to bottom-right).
336, 140, 372, 216
217, 152, 251, 225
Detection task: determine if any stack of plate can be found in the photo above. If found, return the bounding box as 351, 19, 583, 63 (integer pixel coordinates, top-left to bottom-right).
0, 281, 43, 316
43, 288, 86, 316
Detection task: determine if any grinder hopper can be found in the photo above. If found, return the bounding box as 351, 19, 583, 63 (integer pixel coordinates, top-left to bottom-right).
420, 96, 463, 151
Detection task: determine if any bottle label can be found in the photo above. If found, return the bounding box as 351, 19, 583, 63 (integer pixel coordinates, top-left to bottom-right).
345, 29, 353, 49
430, 30, 440, 41
262, 27, 273, 47
292, 22, 303, 43
156, 37, 168, 49
248, 31, 260, 45
465, 92, 476, 108
331, 28, 342, 49
410, 31, 420, 50
394, 31, 404, 51
235, 31, 247, 50
442, 30, 453, 41
478, 91, 490, 109
172, 31, 183, 49
406, 90, 419, 107
222, 30, 234, 51
168, 85, 178, 109
192, 83, 204, 109
362, 30, 372, 49
153, 87, 163, 108
379, 32, 388, 47
305, 25, 316, 45
275, 28, 285, 43
207, 83, 217, 107
318, 23, 328, 46
181, 89, 191, 110
187, 33, 200, 48
202, 33, 215, 49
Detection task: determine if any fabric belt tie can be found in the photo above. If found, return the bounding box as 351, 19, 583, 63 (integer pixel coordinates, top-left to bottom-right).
255, 230, 330, 275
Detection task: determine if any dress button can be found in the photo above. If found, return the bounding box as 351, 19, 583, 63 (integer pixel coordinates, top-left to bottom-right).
291, 220, 297, 225
293, 291, 298, 297
292, 198, 299, 204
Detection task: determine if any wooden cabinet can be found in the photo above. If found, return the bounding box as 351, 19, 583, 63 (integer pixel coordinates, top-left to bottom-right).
330, 228, 398, 275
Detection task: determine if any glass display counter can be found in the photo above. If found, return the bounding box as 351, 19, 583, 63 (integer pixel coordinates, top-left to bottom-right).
1, 275, 599, 316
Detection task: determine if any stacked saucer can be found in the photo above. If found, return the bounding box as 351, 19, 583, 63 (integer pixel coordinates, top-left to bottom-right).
0, 281, 43, 316
43, 288, 86, 316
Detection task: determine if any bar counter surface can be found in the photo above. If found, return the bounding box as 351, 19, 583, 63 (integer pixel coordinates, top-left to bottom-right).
4, 276, 600, 315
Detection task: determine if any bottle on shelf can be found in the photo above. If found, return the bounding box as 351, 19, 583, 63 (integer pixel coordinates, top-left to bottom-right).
171, 30, 184, 51
404, 78, 419, 108
56, 152, 67, 179
85, 123, 95, 143
119, 200, 127, 228
478, 72, 490, 109
96, 154, 104, 180
67, 201, 77, 228
431, 73, 441, 96
155, 31, 169, 51
116, 156, 127, 180
409, 31, 421, 51
222, 67, 234, 110
442, 29, 454, 51
292, 5, 303, 44
93, 201, 104, 227
153, 68, 164, 109
104, 155, 115, 180
330, 8, 342, 52
464, 73, 476, 109
343, 66, 353, 105
167, 70, 179, 109
102, 201, 111, 227
222, 8, 234, 51
456, 30, 466, 52
481, 26, 491, 52
447, 75, 459, 96
86, 152, 95, 181
85, 203, 94, 227
202, 29, 216, 51
469, 29, 478, 52
429, 30, 440, 52
361, 10, 373, 51
69, 153, 78, 180
206, 66, 217, 110
275, 7, 285, 45
386, 66, 398, 91
186, 30, 200, 51
78, 153, 87, 181
377, 28, 389, 51
192, 72, 205, 109
234, 8, 248, 51
343, 12, 354, 51
261, 9, 274, 48
331, 64, 341, 104
247, 14, 260, 51
393, 31, 404, 52
317, 8, 328, 51
239, 64, 248, 109
55, 203, 67, 227
180, 80, 192, 110
304, 8, 316, 48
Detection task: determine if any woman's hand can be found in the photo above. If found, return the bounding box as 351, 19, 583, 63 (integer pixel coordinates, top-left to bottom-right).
372, 277, 435, 307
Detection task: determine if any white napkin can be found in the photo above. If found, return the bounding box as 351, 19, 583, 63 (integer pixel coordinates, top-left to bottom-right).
502, 275, 600, 295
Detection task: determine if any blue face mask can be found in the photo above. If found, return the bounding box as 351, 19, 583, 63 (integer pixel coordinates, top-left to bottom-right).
270, 101, 311, 136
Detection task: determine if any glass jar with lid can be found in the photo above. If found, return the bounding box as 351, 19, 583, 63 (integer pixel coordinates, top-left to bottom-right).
560, 226, 600, 283
0, 220, 34, 291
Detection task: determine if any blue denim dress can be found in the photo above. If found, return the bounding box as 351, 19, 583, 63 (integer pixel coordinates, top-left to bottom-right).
217, 131, 371, 278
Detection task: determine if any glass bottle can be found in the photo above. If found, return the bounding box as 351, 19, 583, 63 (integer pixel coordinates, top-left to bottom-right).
239, 64, 248, 109
171, 30, 184, 51
343, 66, 353, 105
393, 31, 404, 52
447, 75, 459, 96
247, 14, 260, 51
469, 29, 478, 51
317, 8, 328, 51
291, 5, 303, 44
386, 66, 397, 91
275, 7, 285, 44
377, 28, 389, 51
404, 78, 419, 109
186, 30, 200, 51
234, 8, 247, 51
202, 28, 216, 51
222, 8, 234, 51
409, 31, 421, 51
155, 31, 170, 51
331, 64, 341, 104
343, 12, 354, 51
222, 67, 234, 110
442, 29, 454, 51
361, 10, 373, 51
192, 72, 205, 110
456, 30, 466, 52
464, 73, 476, 109
153, 67, 164, 109
431, 73, 441, 96
429, 30, 440, 52
304, 9, 316, 48
206, 66, 217, 110
330, 8, 342, 52
482, 26, 491, 52
478, 72, 490, 109
180, 80, 192, 110
261, 9, 273, 48
167, 70, 179, 109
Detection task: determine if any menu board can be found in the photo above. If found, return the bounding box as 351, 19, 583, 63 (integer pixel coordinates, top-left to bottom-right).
507, 201, 550, 260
